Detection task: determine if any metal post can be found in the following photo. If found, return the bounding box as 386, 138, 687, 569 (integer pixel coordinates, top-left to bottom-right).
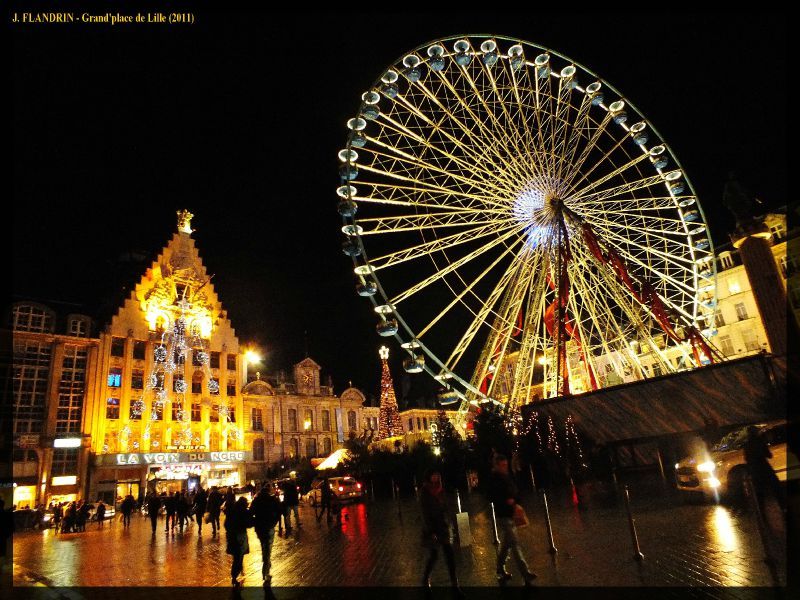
622, 485, 644, 561
542, 491, 558, 554
529, 464, 537, 493
370, 479, 375, 502
489, 502, 500, 545
744, 474, 777, 567
456, 489, 462, 514
655, 447, 667, 483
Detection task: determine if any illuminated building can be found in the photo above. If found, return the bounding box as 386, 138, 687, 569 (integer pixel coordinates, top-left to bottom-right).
241, 359, 379, 477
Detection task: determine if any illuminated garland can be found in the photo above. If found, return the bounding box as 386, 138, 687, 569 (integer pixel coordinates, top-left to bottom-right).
377, 346, 403, 439
564, 414, 585, 465
546, 415, 560, 455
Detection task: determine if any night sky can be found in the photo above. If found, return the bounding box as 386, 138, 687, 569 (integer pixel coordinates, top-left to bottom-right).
12, 11, 787, 404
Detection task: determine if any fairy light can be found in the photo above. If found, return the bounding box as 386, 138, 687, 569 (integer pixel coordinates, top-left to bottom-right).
546, 415, 560, 455
564, 414, 585, 464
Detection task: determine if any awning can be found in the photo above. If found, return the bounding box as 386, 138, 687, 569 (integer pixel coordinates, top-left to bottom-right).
315, 448, 350, 470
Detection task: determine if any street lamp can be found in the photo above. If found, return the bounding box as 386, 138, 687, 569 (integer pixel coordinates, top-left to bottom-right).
243, 348, 262, 383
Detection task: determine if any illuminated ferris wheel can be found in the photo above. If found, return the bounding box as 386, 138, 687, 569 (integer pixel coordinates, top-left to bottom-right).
337, 35, 720, 420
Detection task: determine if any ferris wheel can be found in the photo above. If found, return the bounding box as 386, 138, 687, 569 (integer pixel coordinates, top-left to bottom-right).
337, 35, 720, 421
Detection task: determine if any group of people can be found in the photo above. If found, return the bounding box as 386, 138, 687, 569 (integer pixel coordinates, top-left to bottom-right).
50, 499, 107, 533
419, 454, 536, 593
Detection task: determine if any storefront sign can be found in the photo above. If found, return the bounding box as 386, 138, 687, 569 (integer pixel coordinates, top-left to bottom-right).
18, 434, 40, 448
96, 451, 251, 467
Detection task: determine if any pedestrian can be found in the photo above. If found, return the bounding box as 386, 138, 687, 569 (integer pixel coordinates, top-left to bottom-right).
316, 477, 334, 523
487, 454, 537, 586
146, 492, 162, 535
53, 502, 63, 532
419, 469, 461, 592
166, 492, 179, 532
281, 476, 300, 532
77, 501, 90, 532
96, 500, 106, 528
193, 486, 208, 535
63, 502, 77, 533
744, 425, 785, 513
177, 492, 190, 532
120, 494, 135, 528
225, 496, 253, 587
249, 482, 283, 584
207, 486, 223, 536
223, 487, 236, 516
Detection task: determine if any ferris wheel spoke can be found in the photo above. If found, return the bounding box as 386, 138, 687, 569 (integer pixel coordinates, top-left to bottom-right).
356, 180, 508, 212
556, 91, 594, 183
390, 84, 532, 191
567, 151, 651, 200
417, 230, 531, 340
570, 174, 668, 205
548, 73, 579, 183
357, 209, 513, 236
559, 111, 614, 185
369, 221, 517, 271
367, 112, 522, 199
389, 225, 524, 306
577, 213, 698, 244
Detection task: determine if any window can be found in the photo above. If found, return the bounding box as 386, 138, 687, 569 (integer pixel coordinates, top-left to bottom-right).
718, 335, 735, 356
12, 303, 54, 333
108, 367, 122, 387
348, 410, 356, 431
288, 408, 298, 432
780, 253, 800, 278
728, 279, 741, 295
173, 375, 186, 393
69, 319, 87, 337
111, 337, 126, 357
13, 340, 51, 433
228, 407, 236, 423
210, 352, 220, 369
323, 437, 332, 455
131, 369, 144, 390
735, 302, 748, 321
253, 439, 265, 462
192, 372, 203, 394
227, 381, 237, 396
171, 401, 183, 421
770, 222, 786, 241
417, 417, 422, 430
227, 354, 237, 370
408, 418, 414, 432
209, 378, 220, 395
252, 408, 264, 431
322, 410, 331, 432
210, 405, 219, 422
191, 403, 201, 421
129, 402, 142, 420
304, 409, 314, 430
209, 431, 220, 452
652, 363, 663, 377
742, 329, 760, 352
306, 438, 317, 457
174, 350, 185, 367
719, 254, 734, 270
289, 438, 299, 458
133, 340, 146, 360
52, 448, 78, 476
192, 349, 204, 367
423, 417, 428, 430
106, 397, 120, 419
151, 403, 163, 421
56, 346, 87, 434
714, 311, 726, 328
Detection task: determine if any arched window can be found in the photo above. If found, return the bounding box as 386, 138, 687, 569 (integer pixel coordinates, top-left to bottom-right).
304, 409, 314, 431
322, 410, 331, 431
253, 438, 265, 462
289, 438, 299, 458
347, 410, 357, 431
192, 371, 203, 394
423, 417, 428, 430
408, 418, 414, 432
288, 408, 298, 431
323, 437, 332, 455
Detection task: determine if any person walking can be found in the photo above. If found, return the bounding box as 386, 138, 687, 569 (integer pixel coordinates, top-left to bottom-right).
419, 469, 461, 592
146, 492, 162, 535
487, 454, 537, 586
193, 486, 208, 536
207, 486, 223, 536
225, 497, 253, 587
316, 477, 334, 523
744, 425, 785, 513
177, 492, 190, 533
249, 482, 283, 584
281, 476, 300, 532
96, 501, 106, 528
120, 494, 135, 528
165, 492, 179, 532
77, 501, 90, 532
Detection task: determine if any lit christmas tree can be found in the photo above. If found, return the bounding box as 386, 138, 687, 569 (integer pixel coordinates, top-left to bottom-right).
377, 346, 403, 439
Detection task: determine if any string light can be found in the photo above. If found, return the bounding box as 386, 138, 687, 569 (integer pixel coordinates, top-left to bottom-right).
376, 346, 402, 439
564, 414, 585, 465
546, 415, 560, 456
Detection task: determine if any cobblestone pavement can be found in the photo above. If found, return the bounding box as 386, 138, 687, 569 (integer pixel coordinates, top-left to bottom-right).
8, 486, 788, 592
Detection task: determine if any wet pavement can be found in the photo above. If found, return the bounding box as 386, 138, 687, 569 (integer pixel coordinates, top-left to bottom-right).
7, 486, 787, 591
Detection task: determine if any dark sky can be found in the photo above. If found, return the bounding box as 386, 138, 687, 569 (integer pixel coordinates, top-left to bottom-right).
12, 10, 787, 402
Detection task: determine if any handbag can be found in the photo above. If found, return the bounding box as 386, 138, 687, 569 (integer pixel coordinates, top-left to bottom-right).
512, 503, 529, 528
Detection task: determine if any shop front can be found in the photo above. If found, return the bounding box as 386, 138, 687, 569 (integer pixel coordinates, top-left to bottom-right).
91, 451, 251, 505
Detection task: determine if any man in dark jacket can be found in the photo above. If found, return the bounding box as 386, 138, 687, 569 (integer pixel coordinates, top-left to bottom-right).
281, 477, 300, 532
193, 486, 208, 536
146, 493, 162, 535
120, 494, 136, 528
487, 454, 536, 585
250, 482, 284, 583
207, 486, 223, 536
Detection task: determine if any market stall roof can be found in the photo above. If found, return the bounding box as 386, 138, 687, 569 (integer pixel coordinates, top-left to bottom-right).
315, 448, 350, 470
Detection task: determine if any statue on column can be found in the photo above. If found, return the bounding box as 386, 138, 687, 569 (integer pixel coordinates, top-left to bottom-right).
722, 173, 762, 228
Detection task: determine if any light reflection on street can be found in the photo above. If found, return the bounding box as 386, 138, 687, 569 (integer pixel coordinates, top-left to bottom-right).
709, 505, 738, 554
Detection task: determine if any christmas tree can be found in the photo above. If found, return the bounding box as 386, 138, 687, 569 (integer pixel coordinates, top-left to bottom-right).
377, 346, 403, 439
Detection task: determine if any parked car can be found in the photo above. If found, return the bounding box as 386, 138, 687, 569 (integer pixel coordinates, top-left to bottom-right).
305, 476, 365, 506
86, 501, 116, 521
675, 420, 797, 501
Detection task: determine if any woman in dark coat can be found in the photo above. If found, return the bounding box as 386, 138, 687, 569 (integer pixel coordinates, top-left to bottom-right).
419, 470, 460, 590
225, 496, 253, 587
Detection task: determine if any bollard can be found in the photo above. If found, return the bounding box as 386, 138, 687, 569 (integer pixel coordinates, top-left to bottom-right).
456, 489, 462, 514
622, 485, 644, 561
489, 502, 500, 545
743, 474, 777, 567
541, 491, 558, 554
